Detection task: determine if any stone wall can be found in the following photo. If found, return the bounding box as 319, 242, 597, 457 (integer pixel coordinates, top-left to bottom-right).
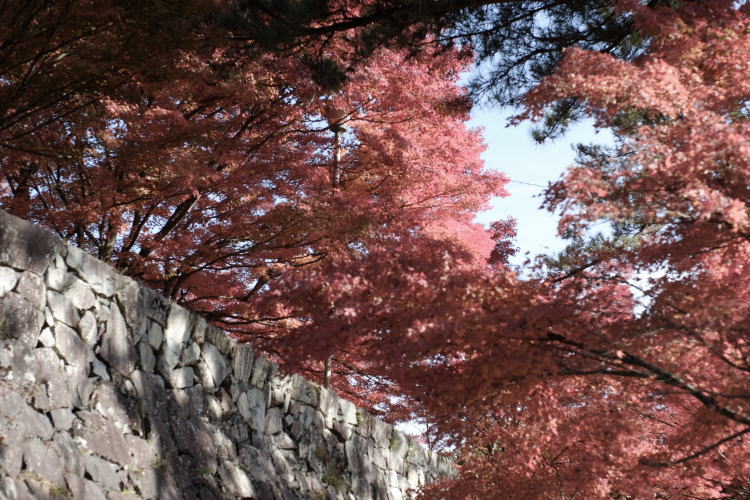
0, 211, 453, 500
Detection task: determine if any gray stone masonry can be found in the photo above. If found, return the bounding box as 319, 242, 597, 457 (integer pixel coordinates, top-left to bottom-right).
0, 210, 453, 499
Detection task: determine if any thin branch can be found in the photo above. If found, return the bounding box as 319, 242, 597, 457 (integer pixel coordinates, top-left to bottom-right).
641, 427, 750, 467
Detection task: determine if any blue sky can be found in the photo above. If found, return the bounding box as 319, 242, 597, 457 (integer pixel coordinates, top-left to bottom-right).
470, 106, 613, 265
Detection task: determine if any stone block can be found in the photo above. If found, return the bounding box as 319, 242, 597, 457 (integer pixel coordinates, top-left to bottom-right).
170, 366, 195, 389
288, 401, 317, 434
238, 388, 266, 431
139, 286, 169, 326
138, 341, 156, 372
65, 245, 115, 297
83, 453, 124, 491
266, 407, 284, 435
45, 254, 68, 291
170, 453, 201, 497
362, 413, 392, 443
91, 383, 140, 435
219, 460, 256, 498
201, 342, 230, 390
389, 430, 409, 460
0, 293, 45, 347
232, 343, 254, 382
78, 310, 98, 347
172, 416, 200, 452
52, 432, 84, 477
147, 321, 163, 350
127, 468, 160, 500
170, 420, 218, 474
318, 386, 337, 421
270, 373, 294, 412
250, 355, 273, 388
0, 477, 32, 500
406, 467, 425, 488
31, 382, 50, 411
205, 325, 234, 355
91, 357, 111, 381
38, 326, 55, 347
0, 211, 61, 273
99, 304, 136, 376
15, 271, 45, 308
162, 344, 182, 374
389, 485, 405, 500
169, 386, 206, 420
114, 276, 141, 329
192, 315, 207, 343
44, 305, 54, 327
50, 408, 75, 431
332, 419, 354, 442
22, 437, 65, 486
63, 276, 96, 310
130, 370, 168, 421
0, 432, 23, 478
371, 447, 388, 470
74, 374, 97, 409
54, 322, 94, 367
336, 396, 358, 425
164, 302, 192, 346
290, 374, 318, 406
65, 474, 107, 500
16, 476, 61, 500
0, 266, 18, 296
272, 432, 297, 450
406, 440, 428, 467
73, 411, 132, 466
224, 413, 250, 443
62, 244, 85, 274
211, 427, 238, 461
47, 290, 80, 327
206, 388, 234, 421
180, 341, 201, 366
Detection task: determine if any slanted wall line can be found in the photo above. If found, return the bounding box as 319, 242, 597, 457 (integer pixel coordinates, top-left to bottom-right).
0, 210, 453, 500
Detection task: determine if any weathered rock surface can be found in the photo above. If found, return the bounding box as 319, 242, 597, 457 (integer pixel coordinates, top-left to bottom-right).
0, 211, 453, 499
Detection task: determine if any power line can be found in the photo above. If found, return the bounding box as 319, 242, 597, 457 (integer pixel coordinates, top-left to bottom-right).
508, 179, 547, 188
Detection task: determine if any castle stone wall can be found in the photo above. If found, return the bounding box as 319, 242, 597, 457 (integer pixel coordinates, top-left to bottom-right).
0, 211, 452, 500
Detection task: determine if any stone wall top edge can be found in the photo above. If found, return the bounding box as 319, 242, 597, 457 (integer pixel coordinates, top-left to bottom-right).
0, 209, 442, 466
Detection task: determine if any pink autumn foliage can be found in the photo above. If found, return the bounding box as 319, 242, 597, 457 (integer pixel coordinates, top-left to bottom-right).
5, 1, 750, 497
419, 1, 750, 497
0, 1, 508, 410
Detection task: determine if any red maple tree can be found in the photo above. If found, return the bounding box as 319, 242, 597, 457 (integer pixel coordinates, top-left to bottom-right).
410, 1, 750, 497
6, 1, 750, 496
0, 1, 509, 407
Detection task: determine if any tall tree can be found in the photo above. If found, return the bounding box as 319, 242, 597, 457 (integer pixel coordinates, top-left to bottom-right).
235, 0, 683, 137
0, 0, 509, 407
394, 0, 750, 496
